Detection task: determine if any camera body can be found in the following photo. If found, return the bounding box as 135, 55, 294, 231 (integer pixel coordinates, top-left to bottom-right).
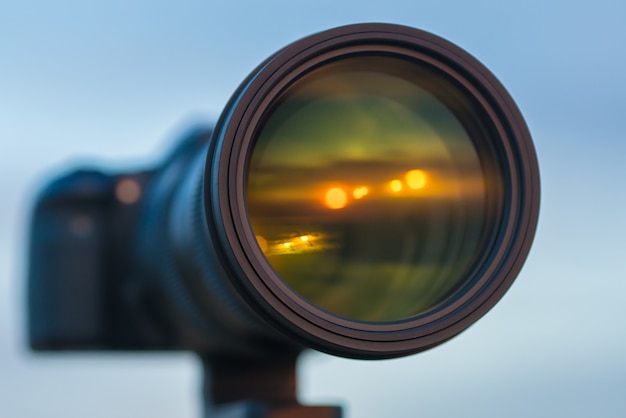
28, 129, 295, 357
28, 165, 151, 350
29, 136, 181, 351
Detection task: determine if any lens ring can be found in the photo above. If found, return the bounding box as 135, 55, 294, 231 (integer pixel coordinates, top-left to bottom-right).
207, 23, 539, 359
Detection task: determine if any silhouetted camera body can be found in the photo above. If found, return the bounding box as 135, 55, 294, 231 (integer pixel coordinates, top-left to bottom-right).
28, 130, 295, 358
28, 24, 540, 361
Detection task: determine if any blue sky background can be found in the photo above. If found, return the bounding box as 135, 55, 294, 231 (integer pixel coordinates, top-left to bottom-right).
1, 1, 625, 417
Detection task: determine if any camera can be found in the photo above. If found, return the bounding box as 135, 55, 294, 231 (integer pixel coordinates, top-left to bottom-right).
27, 23, 539, 416
28, 129, 294, 357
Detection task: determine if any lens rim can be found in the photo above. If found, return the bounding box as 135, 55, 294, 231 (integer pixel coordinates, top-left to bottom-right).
206, 23, 540, 359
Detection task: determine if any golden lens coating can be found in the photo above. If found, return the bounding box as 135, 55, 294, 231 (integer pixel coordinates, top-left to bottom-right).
247, 56, 488, 322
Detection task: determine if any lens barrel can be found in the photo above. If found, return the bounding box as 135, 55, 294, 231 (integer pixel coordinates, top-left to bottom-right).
200, 23, 539, 359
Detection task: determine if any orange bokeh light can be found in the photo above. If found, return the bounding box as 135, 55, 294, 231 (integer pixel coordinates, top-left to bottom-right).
406, 169, 427, 189
353, 186, 369, 199
325, 187, 348, 209
389, 179, 403, 192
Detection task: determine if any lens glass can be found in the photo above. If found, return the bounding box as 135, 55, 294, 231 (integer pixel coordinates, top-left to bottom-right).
246, 55, 488, 322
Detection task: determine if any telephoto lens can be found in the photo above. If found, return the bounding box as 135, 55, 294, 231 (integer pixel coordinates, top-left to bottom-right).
26, 21, 540, 418
188, 23, 540, 360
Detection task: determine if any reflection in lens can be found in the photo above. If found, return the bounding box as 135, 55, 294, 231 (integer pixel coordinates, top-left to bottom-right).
247, 55, 489, 322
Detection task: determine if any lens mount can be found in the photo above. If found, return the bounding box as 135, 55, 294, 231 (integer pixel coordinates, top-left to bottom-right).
206, 23, 539, 359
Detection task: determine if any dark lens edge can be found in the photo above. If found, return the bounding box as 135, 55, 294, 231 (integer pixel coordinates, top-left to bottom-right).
206, 23, 540, 359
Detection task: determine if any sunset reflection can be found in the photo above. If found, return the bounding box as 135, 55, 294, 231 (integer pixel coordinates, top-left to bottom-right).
325, 187, 348, 209
389, 179, 403, 193
406, 169, 427, 189
353, 186, 369, 199
247, 55, 489, 322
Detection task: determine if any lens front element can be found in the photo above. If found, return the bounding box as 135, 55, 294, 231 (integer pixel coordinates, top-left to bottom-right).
247, 56, 491, 322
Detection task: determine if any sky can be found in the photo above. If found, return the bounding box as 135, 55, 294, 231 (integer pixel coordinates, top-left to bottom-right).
1, 1, 625, 417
